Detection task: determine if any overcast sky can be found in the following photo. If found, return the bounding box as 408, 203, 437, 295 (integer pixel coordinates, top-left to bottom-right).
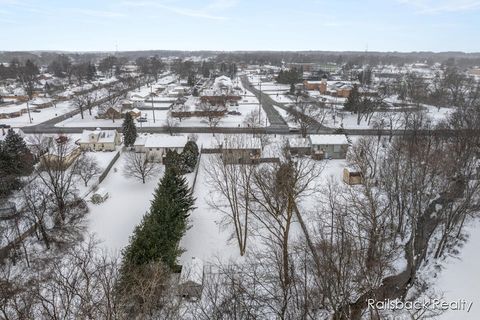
0, 0, 479, 52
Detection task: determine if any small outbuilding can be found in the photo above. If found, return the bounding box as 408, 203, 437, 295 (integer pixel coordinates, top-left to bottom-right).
343, 167, 363, 185
179, 257, 204, 300
91, 188, 109, 204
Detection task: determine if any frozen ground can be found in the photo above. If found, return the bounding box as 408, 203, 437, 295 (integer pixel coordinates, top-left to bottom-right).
436, 218, 480, 319
87, 153, 164, 253
0, 101, 76, 128
179, 154, 243, 266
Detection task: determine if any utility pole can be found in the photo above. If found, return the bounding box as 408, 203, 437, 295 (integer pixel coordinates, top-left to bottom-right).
258, 80, 262, 126
150, 85, 156, 123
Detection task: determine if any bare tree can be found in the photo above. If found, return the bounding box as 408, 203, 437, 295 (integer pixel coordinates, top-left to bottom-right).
198, 102, 225, 135
288, 100, 327, 137
72, 93, 87, 119
165, 113, 179, 136
123, 152, 157, 184
36, 136, 83, 223
73, 153, 102, 187
204, 136, 257, 256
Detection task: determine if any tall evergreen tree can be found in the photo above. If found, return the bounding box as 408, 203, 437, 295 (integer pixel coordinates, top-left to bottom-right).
122, 167, 195, 269
344, 84, 361, 112
122, 112, 137, 147
181, 141, 199, 173
3, 129, 34, 175
164, 149, 185, 174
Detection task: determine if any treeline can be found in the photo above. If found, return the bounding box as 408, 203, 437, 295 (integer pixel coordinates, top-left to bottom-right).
276, 68, 302, 84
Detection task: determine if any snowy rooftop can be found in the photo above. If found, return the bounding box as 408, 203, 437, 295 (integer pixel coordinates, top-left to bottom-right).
309, 134, 349, 145
288, 137, 311, 148
78, 129, 117, 144
144, 135, 188, 148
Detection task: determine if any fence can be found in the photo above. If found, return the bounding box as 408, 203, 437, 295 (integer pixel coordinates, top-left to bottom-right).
191, 152, 202, 192
98, 151, 121, 184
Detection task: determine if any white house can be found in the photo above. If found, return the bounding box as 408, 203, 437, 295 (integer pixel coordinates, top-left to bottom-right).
77, 128, 121, 152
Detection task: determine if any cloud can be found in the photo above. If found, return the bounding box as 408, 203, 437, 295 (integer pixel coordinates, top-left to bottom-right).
72, 8, 125, 18
397, 0, 480, 13
121, 0, 236, 20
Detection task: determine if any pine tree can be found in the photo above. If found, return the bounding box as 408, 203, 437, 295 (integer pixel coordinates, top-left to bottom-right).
164, 149, 185, 174
122, 112, 137, 147
181, 141, 199, 173
344, 84, 361, 112
3, 129, 33, 175
122, 167, 195, 269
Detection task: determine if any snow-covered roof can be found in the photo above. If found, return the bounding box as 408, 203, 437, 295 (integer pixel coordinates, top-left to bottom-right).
134, 135, 148, 146
288, 137, 310, 148
180, 257, 204, 285
144, 135, 188, 148
309, 134, 349, 145
78, 129, 117, 144
93, 188, 108, 197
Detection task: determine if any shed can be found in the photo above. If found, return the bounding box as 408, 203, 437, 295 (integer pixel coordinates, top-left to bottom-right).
179, 257, 204, 300
343, 167, 363, 185
91, 188, 109, 204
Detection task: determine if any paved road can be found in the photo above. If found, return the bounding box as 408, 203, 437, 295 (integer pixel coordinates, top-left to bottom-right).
240, 75, 288, 130
240, 75, 331, 133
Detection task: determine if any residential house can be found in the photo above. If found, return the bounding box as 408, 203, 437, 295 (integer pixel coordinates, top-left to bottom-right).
287, 137, 311, 156
136, 135, 188, 162
222, 137, 262, 164
309, 134, 349, 160
77, 128, 121, 151
40, 136, 81, 169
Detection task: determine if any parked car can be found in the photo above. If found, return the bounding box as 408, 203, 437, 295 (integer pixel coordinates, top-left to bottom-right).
137, 117, 148, 123
33, 109, 41, 113
227, 111, 241, 116
288, 125, 300, 133
0, 124, 11, 128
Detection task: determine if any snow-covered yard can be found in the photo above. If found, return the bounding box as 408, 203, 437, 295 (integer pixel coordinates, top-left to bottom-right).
436, 218, 480, 319
179, 149, 349, 267
0, 101, 76, 128
87, 153, 164, 253
56, 103, 270, 128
